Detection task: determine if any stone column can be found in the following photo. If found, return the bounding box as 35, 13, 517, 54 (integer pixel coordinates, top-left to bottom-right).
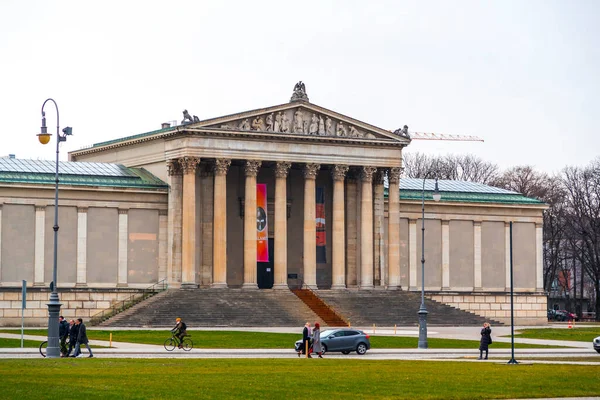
345, 171, 358, 287
387, 167, 401, 290
243, 160, 262, 289
117, 209, 128, 287
180, 156, 201, 288
167, 159, 183, 288
34, 206, 45, 286
331, 164, 349, 290
473, 221, 482, 291
505, 222, 511, 291
0, 205, 2, 284
212, 159, 231, 288
536, 222, 544, 291
303, 163, 320, 288
360, 166, 377, 289
158, 210, 168, 282
441, 220, 450, 290
409, 219, 418, 290
273, 161, 291, 290
373, 170, 385, 286
200, 165, 214, 287
76, 208, 87, 287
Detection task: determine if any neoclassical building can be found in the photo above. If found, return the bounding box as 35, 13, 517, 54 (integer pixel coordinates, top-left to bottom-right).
0, 84, 547, 325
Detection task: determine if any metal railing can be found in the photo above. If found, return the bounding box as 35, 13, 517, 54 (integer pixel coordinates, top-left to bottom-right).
90, 279, 168, 325
291, 278, 348, 326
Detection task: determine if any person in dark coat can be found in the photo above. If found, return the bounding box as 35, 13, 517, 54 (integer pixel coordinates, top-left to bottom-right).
297, 322, 312, 357
58, 316, 69, 357
72, 318, 93, 358
478, 322, 492, 360
66, 319, 79, 357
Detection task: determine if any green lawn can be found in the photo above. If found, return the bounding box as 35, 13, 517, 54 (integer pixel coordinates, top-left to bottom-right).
0, 359, 599, 399
0, 329, 560, 349
514, 327, 600, 342
0, 338, 45, 348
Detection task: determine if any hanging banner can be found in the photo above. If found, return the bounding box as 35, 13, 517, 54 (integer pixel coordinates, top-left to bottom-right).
257, 183, 269, 262
316, 187, 327, 263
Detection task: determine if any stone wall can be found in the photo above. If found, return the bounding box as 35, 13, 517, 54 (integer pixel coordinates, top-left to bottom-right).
0, 288, 145, 327
428, 292, 548, 325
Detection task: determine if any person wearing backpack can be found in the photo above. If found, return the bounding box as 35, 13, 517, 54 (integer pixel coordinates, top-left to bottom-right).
58, 316, 70, 357
171, 317, 187, 349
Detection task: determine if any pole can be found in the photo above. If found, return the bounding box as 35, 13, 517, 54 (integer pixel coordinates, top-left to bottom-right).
21, 280, 26, 348
418, 177, 428, 349
42, 98, 63, 359
508, 221, 518, 364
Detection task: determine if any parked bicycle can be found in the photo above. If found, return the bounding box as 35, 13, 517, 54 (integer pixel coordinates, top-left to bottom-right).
39, 337, 70, 358
164, 333, 193, 351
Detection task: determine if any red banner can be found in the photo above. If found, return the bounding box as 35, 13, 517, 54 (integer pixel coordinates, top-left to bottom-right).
256, 184, 269, 262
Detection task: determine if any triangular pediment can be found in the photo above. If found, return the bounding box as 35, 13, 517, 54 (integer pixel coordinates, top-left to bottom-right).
183, 102, 410, 143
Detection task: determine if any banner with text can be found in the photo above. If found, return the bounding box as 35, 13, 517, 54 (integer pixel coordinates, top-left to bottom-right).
257, 183, 269, 262
316, 187, 327, 263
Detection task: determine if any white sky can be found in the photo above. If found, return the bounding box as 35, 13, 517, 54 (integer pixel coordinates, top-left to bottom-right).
0, 0, 598, 174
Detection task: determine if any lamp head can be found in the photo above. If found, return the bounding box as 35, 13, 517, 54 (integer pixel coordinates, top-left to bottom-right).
37, 111, 51, 144
432, 178, 441, 202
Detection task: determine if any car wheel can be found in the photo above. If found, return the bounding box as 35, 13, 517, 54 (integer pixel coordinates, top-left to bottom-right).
356, 343, 368, 355
342, 350, 351, 355
321, 344, 327, 356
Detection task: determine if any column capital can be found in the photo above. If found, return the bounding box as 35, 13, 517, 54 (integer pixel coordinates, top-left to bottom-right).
303, 163, 320, 180
473, 221, 482, 227
179, 156, 201, 175
360, 166, 377, 183
388, 167, 402, 184
535, 222, 543, 229
35, 206, 46, 212
214, 159, 232, 176
167, 159, 182, 176
118, 209, 128, 215
275, 161, 292, 178
77, 207, 88, 213
331, 164, 349, 181
244, 160, 262, 177
442, 220, 450, 226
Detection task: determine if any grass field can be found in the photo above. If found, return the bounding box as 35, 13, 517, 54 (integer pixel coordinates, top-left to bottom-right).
514, 327, 599, 342
0, 329, 562, 349
0, 359, 598, 399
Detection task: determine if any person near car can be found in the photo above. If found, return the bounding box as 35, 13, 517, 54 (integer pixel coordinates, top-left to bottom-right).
298, 321, 312, 357
66, 319, 80, 357
58, 315, 69, 357
312, 322, 323, 358
478, 322, 492, 360
72, 318, 93, 358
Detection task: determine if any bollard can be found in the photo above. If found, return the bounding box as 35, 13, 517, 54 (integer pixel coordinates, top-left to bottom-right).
394, 324, 397, 335
109, 332, 113, 348
373, 324, 375, 334
305, 339, 309, 358
348, 320, 351, 328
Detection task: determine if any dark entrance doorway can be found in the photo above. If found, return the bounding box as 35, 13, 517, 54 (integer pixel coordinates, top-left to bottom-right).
257, 238, 274, 289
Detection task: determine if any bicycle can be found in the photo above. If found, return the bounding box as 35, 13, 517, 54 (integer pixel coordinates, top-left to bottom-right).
164, 333, 193, 351
39, 337, 70, 358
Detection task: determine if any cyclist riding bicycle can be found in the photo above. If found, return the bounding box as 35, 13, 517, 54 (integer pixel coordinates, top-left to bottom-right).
171, 317, 187, 348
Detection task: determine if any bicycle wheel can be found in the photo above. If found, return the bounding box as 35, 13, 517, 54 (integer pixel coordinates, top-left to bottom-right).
164, 338, 176, 351
39, 341, 47, 358
182, 338, 193, 351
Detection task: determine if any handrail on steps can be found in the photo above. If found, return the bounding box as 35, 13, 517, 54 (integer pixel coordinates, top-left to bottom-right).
89, 279, 168, 325
292, 277, 349, 326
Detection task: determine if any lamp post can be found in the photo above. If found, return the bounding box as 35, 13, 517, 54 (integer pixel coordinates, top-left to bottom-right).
418, 176, 441, 349
37, 98, 72, 358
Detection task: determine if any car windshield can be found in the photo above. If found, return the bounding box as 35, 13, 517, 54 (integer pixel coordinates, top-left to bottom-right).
320, 330, 336, 337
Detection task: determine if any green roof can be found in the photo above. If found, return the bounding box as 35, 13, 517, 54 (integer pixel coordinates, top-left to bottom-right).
0, 158, 167, 190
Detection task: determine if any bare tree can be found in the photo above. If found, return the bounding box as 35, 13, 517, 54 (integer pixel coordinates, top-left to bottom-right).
402, 152, 499, 183
490, 165, 553, 201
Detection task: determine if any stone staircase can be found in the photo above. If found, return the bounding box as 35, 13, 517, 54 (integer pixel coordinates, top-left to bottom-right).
314, 290, 501, 326
291, 288, 348, 326
101, 288, 320, 327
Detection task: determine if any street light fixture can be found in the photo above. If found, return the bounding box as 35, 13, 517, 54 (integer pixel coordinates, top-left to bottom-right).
38, 98, 72, 359
418, 177, 441, 349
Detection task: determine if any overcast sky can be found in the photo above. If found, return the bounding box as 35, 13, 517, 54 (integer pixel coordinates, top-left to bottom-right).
0, 0, 598, 174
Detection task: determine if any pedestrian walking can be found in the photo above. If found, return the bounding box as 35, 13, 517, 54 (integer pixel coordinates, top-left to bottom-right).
72, 318, 93, 358
312, 322, 323, 358
297, 322, 312, 357
58, 316, 69, 357
478, 322, 492, 360
66, 319, 80, 357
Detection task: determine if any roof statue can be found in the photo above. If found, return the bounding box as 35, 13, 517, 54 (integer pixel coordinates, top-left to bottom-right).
393, 125, 411, 138
290, 81, 309, 102
182, 110, 200, 125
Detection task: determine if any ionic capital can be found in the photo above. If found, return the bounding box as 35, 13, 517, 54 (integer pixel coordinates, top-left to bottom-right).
244, 160, 262, 177
179, 156, 201, 175
360, 166, 377, 183
388, 167, 402, 184
331, 164, 349, 181
275, 161, 292, 179
166, 159, 182, 176
214, 159, 232, 176
303, 163, 320, 180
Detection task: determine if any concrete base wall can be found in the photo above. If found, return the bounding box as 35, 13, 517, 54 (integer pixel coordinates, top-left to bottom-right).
0, 288, 145, 327
429, 292, 548, 325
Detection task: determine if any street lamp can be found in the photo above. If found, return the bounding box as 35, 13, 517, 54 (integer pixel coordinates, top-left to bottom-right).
418, 176, 441, 349
38, 98, 72, 358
